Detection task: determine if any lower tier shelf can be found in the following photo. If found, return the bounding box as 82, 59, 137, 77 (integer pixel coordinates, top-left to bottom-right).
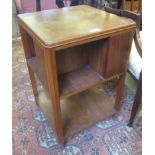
38, 88, 116, 140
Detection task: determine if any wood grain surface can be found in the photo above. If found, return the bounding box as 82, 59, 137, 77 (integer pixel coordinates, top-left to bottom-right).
38, 88, 116, 140
18, 5, 135, 49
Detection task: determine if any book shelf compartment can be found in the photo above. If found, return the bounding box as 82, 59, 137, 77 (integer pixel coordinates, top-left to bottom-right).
58, 65, 105, 98
27, 57, 107, 99
27, 56, 116, 139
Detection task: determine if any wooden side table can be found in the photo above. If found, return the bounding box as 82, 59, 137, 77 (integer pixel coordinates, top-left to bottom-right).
18, 5, 136, 145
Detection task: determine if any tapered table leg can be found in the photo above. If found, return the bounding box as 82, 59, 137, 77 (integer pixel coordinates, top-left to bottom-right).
114, 73, 126, 110
27, 65, 39, 105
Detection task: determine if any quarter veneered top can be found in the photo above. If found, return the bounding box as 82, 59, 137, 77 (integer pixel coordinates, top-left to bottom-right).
18, 5, 135, 48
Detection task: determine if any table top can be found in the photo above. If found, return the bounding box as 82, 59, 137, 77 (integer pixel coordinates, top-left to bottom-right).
18, 5, 135, 49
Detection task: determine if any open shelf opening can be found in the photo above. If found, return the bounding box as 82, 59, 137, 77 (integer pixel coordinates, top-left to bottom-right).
56, 39, 108, 98
58, 65, 105, 98
38, 88, 115, 140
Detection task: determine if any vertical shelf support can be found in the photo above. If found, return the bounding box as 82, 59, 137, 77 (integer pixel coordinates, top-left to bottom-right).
44, 49, 64, 145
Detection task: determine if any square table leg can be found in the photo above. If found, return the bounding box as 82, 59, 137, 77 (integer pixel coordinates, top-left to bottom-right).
44, 49, 64, 145
114, 73, 126, 110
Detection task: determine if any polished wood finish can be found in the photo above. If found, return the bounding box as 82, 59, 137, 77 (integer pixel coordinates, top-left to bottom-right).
125, 0, 141, 12
44, 49, 64, 145
18, 5, 136, 145
58, 66, 105, 98
56, 45, 88, 74
34, 41, 49, 91
18, 5, 135, 49
104, 32, 134, 77
38, 88, 116, 140
130, 0, 134, 11
27, 56, 124, 99
19, 26, 36, 58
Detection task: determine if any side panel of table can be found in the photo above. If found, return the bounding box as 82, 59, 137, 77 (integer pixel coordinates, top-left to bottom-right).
19, 26, 39, 105
104, 32, 134, 78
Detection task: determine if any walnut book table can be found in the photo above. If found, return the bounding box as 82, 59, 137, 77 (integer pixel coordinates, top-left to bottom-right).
18, 5, 136, 145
